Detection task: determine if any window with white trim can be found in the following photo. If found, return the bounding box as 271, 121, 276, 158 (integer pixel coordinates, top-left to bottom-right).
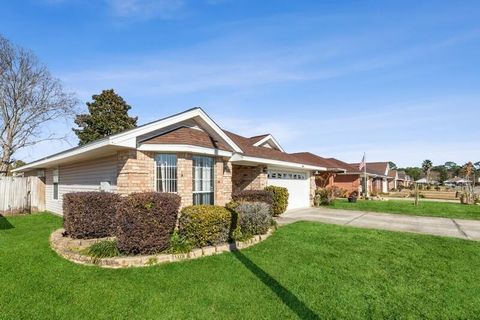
155, 154, 177, 193
192, 156, 214, 205
267, 170, 307, 180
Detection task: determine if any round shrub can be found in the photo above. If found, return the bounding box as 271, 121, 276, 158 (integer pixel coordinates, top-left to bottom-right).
235, 202, 272, 239
63, 192, 120, 239
232, 190, 274, 206
116, 192, 181, 255
178, 205, 232, 248
264, 185, 289, 215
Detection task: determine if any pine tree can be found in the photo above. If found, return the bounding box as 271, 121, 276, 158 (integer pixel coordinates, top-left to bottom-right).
73, 89, 138, 145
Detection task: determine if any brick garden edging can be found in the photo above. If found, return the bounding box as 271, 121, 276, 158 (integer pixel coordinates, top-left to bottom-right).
50, 228, 275, 268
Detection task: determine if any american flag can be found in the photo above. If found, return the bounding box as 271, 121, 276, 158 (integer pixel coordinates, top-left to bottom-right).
359, 153, 366, 171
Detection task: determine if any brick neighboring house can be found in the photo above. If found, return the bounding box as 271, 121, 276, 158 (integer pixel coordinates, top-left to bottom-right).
14, 108, 348, 215
350, 161, 391, 194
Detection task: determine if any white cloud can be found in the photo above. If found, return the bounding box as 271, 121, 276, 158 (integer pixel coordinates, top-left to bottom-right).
106, 0, 185, 20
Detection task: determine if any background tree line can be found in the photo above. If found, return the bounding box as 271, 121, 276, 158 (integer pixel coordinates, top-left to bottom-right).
397, 160, 480, 183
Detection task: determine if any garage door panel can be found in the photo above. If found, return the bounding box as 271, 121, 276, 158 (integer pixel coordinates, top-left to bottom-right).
267, 170, 310, 210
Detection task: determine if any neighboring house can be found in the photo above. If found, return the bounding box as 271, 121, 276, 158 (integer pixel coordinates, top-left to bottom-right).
325, 158, 365, 194
396, 171, 412, 188
13, 108, 347, 215
444, 176, 472, 186
351, 162, 390, 193
388, 170, 398, 190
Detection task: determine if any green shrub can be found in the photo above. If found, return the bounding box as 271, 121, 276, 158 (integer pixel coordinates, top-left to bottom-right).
179, 205, 232, 247
264, 186, 289, 215
116, 192, 180, 255
167, 231, 192, 254
85, 240, 120, 259
314, 187, 336, 206
232, 190, 274, 206
235, 202, 272, 240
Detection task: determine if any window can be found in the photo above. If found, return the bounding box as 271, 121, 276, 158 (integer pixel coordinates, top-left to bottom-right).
53, 183, 59, 200
155, 154, 177, 193
53, 169, 59, 200
267, 170, 307, 180
193, 156, 214, 205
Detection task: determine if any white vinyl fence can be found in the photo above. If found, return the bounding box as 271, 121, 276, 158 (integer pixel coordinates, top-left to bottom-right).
0, 177, 45, 214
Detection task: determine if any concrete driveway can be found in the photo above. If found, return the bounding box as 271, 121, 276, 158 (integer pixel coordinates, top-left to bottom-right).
277, 207, 480, 241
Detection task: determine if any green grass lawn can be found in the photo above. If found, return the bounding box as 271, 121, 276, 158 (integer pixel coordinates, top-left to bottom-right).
330, 198, 480, 220
1, 213, 480, 319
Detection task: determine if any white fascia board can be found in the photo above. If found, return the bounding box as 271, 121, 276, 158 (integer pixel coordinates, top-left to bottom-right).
252, 135, 285, 152
138, 144, 233, 157
12, 138, 110, 172
231, 154, 327, 171
109, 108, 243, 153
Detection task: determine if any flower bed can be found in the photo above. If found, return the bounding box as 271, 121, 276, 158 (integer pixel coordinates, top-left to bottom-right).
50, 227, 275, 268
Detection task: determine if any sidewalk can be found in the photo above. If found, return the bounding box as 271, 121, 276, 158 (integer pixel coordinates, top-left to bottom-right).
277, 207, 480, 241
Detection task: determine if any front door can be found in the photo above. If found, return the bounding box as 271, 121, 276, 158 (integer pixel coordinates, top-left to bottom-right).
192, 156, 214, 205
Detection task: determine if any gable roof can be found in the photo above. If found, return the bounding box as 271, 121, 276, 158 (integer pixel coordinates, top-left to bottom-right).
14, 107, 339, 173
351, 161, 389, 177
388, 169, 398, 179
142, 126, 233, 151
251, 134, 285, 152
224, 131, 320, 167
14, 107, 242, 172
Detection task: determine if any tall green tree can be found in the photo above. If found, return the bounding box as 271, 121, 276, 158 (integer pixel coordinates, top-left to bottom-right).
401, 167, 422, 181
433, 165, 448, 183
422, 159, 433, 180
73, 89, 137, 145
388, 161, 397, 170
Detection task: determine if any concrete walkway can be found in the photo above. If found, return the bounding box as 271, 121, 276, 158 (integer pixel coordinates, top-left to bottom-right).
277, 207, 480, 241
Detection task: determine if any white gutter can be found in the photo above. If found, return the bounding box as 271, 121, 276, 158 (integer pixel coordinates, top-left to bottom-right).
230, 154, 328, 171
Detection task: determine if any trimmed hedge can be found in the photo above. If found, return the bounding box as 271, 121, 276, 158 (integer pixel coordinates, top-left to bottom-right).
235, 202, 272, 239
116, 192, 181, 255
264, 185, 289, 215
63, 192, 120, 239
179, 205, 232, 248
232, 190, 274, 206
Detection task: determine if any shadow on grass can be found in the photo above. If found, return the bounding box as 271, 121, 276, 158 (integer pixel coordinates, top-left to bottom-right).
232, 250, 320, 319
0, 214, 14, 230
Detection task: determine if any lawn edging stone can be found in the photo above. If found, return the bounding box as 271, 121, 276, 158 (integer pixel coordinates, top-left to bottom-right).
50, 227, 275, 269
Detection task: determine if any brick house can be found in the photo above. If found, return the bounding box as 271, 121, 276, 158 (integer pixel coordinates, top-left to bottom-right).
14, 108, 348, 215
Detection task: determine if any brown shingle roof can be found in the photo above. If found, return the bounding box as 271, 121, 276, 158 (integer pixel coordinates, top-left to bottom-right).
325, 158, 361, 173
224, 131, 325, 167
143, 126, 233, 151
290, 152, 346, 171
351, 162, 389, 176
248, 134, 270, 144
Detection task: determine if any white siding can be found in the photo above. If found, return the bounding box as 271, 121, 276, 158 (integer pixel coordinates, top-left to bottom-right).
45, 155, 117, 215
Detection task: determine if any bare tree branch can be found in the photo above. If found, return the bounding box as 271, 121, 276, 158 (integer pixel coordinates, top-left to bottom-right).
0, 34, 78, 175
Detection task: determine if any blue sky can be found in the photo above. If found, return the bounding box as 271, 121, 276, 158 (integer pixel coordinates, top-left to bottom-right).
2, 0, 480, 167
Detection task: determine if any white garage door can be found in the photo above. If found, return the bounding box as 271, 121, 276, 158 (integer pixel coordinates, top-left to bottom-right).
267, 170, 310, 210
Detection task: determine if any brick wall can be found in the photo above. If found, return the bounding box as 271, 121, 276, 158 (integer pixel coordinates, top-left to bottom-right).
309, 173, 316, 206
117, 151, 234, 207
215, 158, 232, 206
333, 174, 361, 194
117, 150, 155, 195
231, 165, 267, 193
177, 153, 193, 207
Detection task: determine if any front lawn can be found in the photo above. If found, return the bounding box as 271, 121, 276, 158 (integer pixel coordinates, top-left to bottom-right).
330, 198, 480, 220
1, 213, 480, 319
